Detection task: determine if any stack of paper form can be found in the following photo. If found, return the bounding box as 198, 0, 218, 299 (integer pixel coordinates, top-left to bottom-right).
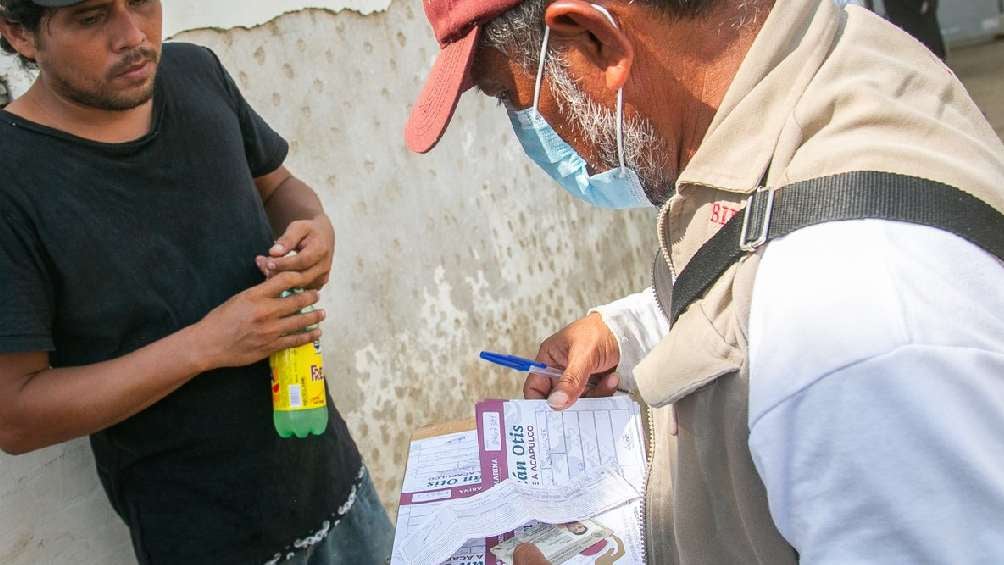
391, 396, 648, 565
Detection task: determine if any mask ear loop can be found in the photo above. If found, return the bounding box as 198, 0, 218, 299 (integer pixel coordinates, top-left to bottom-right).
533, 27, 551, 111
590, 4, 628, 174
615, 77, 626, 174
537, 5, 628, 174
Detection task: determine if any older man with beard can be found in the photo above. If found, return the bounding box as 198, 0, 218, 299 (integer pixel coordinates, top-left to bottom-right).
405, 0, 1004, 562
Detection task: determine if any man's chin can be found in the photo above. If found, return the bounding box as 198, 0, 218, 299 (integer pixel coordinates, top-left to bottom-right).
113, 67, 159, 107
94, 91, 155, 112
92, 80, 157, 112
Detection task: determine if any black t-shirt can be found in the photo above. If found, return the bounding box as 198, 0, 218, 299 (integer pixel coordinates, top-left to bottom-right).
0, 43, 362, 564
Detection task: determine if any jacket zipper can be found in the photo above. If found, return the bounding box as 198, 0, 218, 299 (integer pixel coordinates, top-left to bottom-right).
652, 200, 676, 319
640, 200, 675, 563
656, 200, 678, 284
638, 402, 658, 564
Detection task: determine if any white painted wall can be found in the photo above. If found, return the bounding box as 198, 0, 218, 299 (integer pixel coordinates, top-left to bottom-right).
0, 2, 658, 563
162, 0, 392, 37
0, 52, 33, 99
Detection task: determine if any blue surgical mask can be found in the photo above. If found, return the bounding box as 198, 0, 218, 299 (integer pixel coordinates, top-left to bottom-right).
506, 6, 652, 210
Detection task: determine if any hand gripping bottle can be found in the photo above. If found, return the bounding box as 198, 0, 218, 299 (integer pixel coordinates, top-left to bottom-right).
270, 285, 329, 438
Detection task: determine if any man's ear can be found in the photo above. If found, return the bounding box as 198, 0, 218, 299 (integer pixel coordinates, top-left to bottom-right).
544, 0, 634, 91
0, 18, 40, 63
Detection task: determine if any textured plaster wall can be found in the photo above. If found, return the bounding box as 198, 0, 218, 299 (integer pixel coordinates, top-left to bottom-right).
163, 0, 391, 36
0, 54, 32, 100
0, 2, 658, 563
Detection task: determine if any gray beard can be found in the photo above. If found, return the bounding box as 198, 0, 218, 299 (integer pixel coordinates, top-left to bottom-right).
546, 54, 675, 206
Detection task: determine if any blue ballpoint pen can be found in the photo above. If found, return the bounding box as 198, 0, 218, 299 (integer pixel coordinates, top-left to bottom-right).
479, 351, 565, 380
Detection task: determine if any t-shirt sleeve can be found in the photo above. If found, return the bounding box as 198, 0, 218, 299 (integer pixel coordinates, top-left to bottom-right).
0, 209, 55, 353
206, 48, 289, 178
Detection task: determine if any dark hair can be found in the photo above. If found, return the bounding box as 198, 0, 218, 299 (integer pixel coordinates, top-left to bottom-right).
0, 0, 49, 68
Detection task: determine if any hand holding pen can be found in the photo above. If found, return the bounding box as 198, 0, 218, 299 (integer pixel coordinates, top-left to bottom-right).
481, 314, 621, 410
479, 352, 566, 379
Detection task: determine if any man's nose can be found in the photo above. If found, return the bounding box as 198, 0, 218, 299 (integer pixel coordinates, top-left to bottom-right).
109, 7, 147, 52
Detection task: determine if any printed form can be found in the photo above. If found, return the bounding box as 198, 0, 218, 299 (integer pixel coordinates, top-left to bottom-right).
393, 430, 489, 565
392, 396, 648, 565
477, 397, 647, 564
395, 467, 639, 565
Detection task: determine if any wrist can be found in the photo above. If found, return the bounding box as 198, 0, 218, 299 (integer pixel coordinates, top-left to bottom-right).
587, 311, 621, 368
175, 322, 216, 375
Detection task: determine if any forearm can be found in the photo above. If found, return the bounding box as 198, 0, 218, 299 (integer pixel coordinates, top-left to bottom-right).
2, 325, 206, 454
263, 175, 327, 236
2, 260, 324, 455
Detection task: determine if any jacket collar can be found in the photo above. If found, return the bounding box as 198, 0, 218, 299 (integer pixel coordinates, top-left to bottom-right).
674, 0, 843, 196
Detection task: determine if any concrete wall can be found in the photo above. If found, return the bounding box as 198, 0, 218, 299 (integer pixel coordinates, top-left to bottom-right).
0, 50, 32, 101
0, 2, 658, 563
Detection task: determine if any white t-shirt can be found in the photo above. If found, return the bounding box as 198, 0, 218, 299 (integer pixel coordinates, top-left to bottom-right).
594, 220, 1004, 562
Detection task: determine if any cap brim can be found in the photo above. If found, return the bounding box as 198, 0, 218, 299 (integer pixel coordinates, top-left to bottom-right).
404, 25, 480, 154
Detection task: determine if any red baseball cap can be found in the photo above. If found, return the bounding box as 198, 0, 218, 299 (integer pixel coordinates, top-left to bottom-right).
404, 0, 524, 154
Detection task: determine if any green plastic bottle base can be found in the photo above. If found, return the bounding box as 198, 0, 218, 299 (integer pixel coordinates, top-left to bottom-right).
274, 407, 329, 438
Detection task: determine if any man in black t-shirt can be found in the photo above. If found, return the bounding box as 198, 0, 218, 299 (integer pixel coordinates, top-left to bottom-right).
0, 1, 393, 563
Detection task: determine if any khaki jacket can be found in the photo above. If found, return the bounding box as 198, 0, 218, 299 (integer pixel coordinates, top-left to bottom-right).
633, 1, 1004, 563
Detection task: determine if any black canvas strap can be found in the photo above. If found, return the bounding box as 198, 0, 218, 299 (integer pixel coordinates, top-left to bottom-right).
662, 171, 1004, 325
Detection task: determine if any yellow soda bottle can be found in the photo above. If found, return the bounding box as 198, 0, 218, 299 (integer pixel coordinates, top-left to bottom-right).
270, 288, 329, 438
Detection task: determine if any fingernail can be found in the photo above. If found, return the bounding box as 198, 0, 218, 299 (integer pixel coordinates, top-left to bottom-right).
271, 243, 285, 253
319, 310, 326, 320
609, 374, 620, 388
548, 391, 569, 410
267, 261, 277, 271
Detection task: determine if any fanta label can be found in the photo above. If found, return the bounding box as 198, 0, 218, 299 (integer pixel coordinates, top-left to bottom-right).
270, 340, 327, 411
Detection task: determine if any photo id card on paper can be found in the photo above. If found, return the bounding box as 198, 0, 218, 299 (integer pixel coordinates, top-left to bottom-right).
491, 520, 614, 565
